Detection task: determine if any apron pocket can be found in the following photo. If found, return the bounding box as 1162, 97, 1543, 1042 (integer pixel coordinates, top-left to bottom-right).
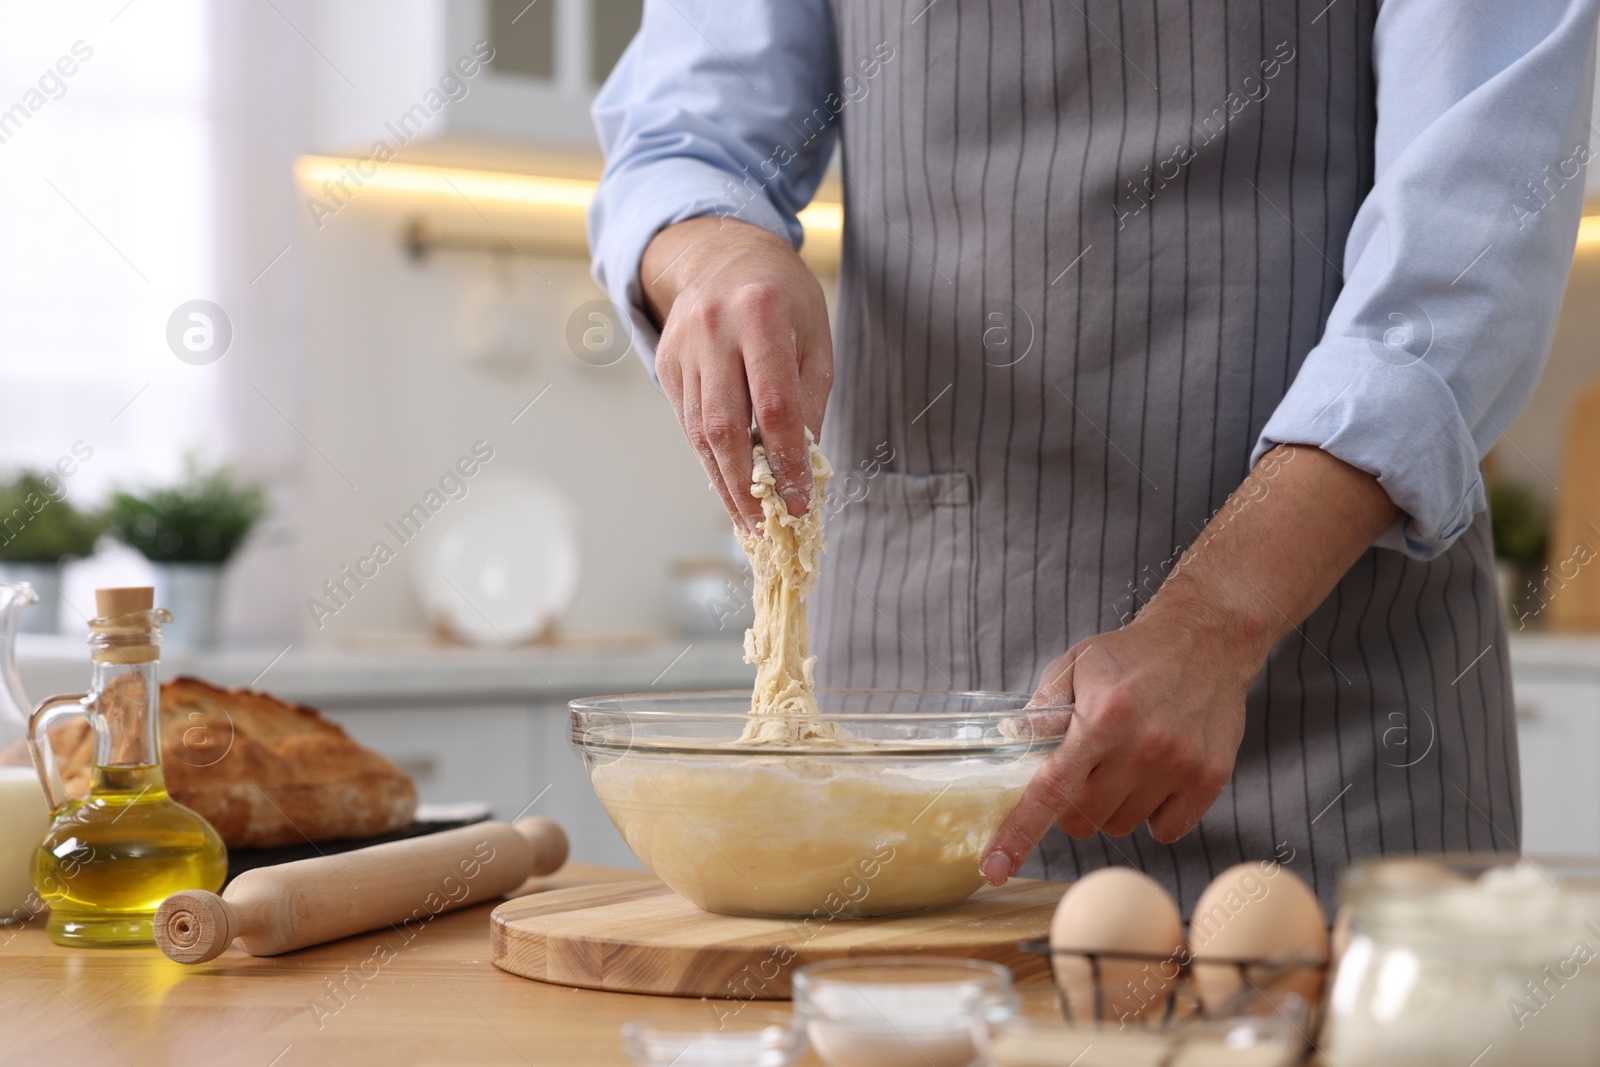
810, 469, 976, 690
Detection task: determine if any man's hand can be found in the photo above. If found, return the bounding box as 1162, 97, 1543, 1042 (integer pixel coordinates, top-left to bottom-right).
996, 595, 1262, 859
641, 216, 833, 531
981, 445, 1402, 884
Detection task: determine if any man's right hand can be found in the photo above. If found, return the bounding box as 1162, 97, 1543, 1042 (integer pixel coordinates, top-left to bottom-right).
640, 216, 833, 532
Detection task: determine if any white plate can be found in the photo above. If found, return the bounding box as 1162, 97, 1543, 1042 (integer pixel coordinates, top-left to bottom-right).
408, 475, 580, 646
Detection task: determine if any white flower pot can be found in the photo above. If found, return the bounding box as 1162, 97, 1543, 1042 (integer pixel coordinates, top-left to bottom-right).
151, 563, 223, 647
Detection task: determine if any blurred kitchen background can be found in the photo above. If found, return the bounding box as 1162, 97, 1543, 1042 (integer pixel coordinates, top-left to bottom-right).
1, 1, 1597, 865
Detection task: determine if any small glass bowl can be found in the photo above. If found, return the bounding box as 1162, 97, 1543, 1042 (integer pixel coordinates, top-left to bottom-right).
620, 1009, 805, 1067
793, 957, 1018, 1067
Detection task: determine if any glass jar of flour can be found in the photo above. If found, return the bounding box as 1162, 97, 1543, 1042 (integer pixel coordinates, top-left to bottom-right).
1325, 855, 1600, 1067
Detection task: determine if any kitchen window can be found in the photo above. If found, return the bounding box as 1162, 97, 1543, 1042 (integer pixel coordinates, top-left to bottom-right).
0, 1, 223, 502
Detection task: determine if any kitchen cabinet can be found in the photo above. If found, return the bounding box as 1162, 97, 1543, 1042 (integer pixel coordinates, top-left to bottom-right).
291, 642, 753, 870
530, 698, 638, 869
443, 0, 643, 145
320, 698, 640, 869
315, 702, 535, 824
1514, 677, 1600, 855
310, 0, 645, 157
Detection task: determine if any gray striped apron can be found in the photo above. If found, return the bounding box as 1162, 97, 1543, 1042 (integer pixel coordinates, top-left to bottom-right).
812, 0, 1519, 914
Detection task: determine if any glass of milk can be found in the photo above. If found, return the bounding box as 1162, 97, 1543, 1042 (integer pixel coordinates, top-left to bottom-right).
0, 767, 51, 923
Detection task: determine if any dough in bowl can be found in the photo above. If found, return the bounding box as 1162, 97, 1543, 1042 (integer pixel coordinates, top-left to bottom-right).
591, 753, 1032, 918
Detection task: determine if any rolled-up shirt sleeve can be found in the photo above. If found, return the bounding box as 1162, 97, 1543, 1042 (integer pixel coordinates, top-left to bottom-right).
588, 0, 840, 371
1252, 0, 1599, 558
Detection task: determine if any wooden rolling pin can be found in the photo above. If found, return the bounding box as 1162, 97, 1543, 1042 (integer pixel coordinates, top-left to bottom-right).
153, 816, 568, 964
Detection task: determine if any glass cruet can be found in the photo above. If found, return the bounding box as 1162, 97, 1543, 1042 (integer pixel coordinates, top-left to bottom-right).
27, 586, 226, 947
0, 582, 51, 923
0, 582, 37, 747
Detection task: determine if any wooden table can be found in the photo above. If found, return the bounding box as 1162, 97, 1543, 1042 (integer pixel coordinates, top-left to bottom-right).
0, 864, 1331, 1066
0, 864, 826, 1067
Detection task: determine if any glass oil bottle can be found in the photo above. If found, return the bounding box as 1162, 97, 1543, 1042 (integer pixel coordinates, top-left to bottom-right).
27, 587, 226, 946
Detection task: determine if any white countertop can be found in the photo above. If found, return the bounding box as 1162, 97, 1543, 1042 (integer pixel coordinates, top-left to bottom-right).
13, 630, 1599, 710
1501, 631, 1600, 677
13, 631, 755, 707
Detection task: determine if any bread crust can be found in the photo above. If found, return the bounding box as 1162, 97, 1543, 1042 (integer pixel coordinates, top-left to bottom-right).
47, 676, 417, 848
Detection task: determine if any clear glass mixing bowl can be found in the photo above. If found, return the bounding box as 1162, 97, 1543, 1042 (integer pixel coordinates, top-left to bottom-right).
571, 690, 1069, 919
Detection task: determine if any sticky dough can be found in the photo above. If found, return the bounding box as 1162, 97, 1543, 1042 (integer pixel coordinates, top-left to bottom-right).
736, 431, 845, 743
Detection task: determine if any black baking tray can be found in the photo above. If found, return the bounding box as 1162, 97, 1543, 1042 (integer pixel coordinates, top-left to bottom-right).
222, 813, 491, 887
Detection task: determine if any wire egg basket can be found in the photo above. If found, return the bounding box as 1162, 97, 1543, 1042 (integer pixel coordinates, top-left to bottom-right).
1017, 939, 1326, 1031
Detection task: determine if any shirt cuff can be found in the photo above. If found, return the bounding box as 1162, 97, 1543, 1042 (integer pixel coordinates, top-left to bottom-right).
587, 155, 800, 376
1251, 338, 1485, 560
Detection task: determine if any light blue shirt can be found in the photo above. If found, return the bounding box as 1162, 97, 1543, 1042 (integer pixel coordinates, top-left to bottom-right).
589, 0, 1598, 559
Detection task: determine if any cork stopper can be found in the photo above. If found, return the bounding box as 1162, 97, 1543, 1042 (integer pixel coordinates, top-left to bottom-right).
95, 587, 154, 618
91, 586, 162, 664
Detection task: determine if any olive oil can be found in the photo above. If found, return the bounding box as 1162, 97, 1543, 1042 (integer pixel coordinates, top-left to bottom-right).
32, 763, 225, 946
26, 587, 229, 948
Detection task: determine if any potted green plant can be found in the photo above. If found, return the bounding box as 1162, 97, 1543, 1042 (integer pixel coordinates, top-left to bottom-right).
1488, 479, 1549, 628
0, 473, 104, 634
106, 460, 266, 646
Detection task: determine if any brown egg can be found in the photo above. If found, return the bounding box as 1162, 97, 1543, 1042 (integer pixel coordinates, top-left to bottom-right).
1049, 867, 1185, 1023
1188, 862, 1329, 1015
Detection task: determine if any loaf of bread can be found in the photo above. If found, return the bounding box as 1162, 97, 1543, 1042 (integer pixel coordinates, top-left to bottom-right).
46, 676, 418, 848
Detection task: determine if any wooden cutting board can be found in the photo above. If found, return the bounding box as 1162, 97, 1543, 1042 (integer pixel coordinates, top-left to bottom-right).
489, 877, 1067, 998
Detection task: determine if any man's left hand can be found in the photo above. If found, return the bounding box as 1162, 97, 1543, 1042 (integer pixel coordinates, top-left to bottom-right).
980, 593, 1263, 885
979, 444, 1402, 884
